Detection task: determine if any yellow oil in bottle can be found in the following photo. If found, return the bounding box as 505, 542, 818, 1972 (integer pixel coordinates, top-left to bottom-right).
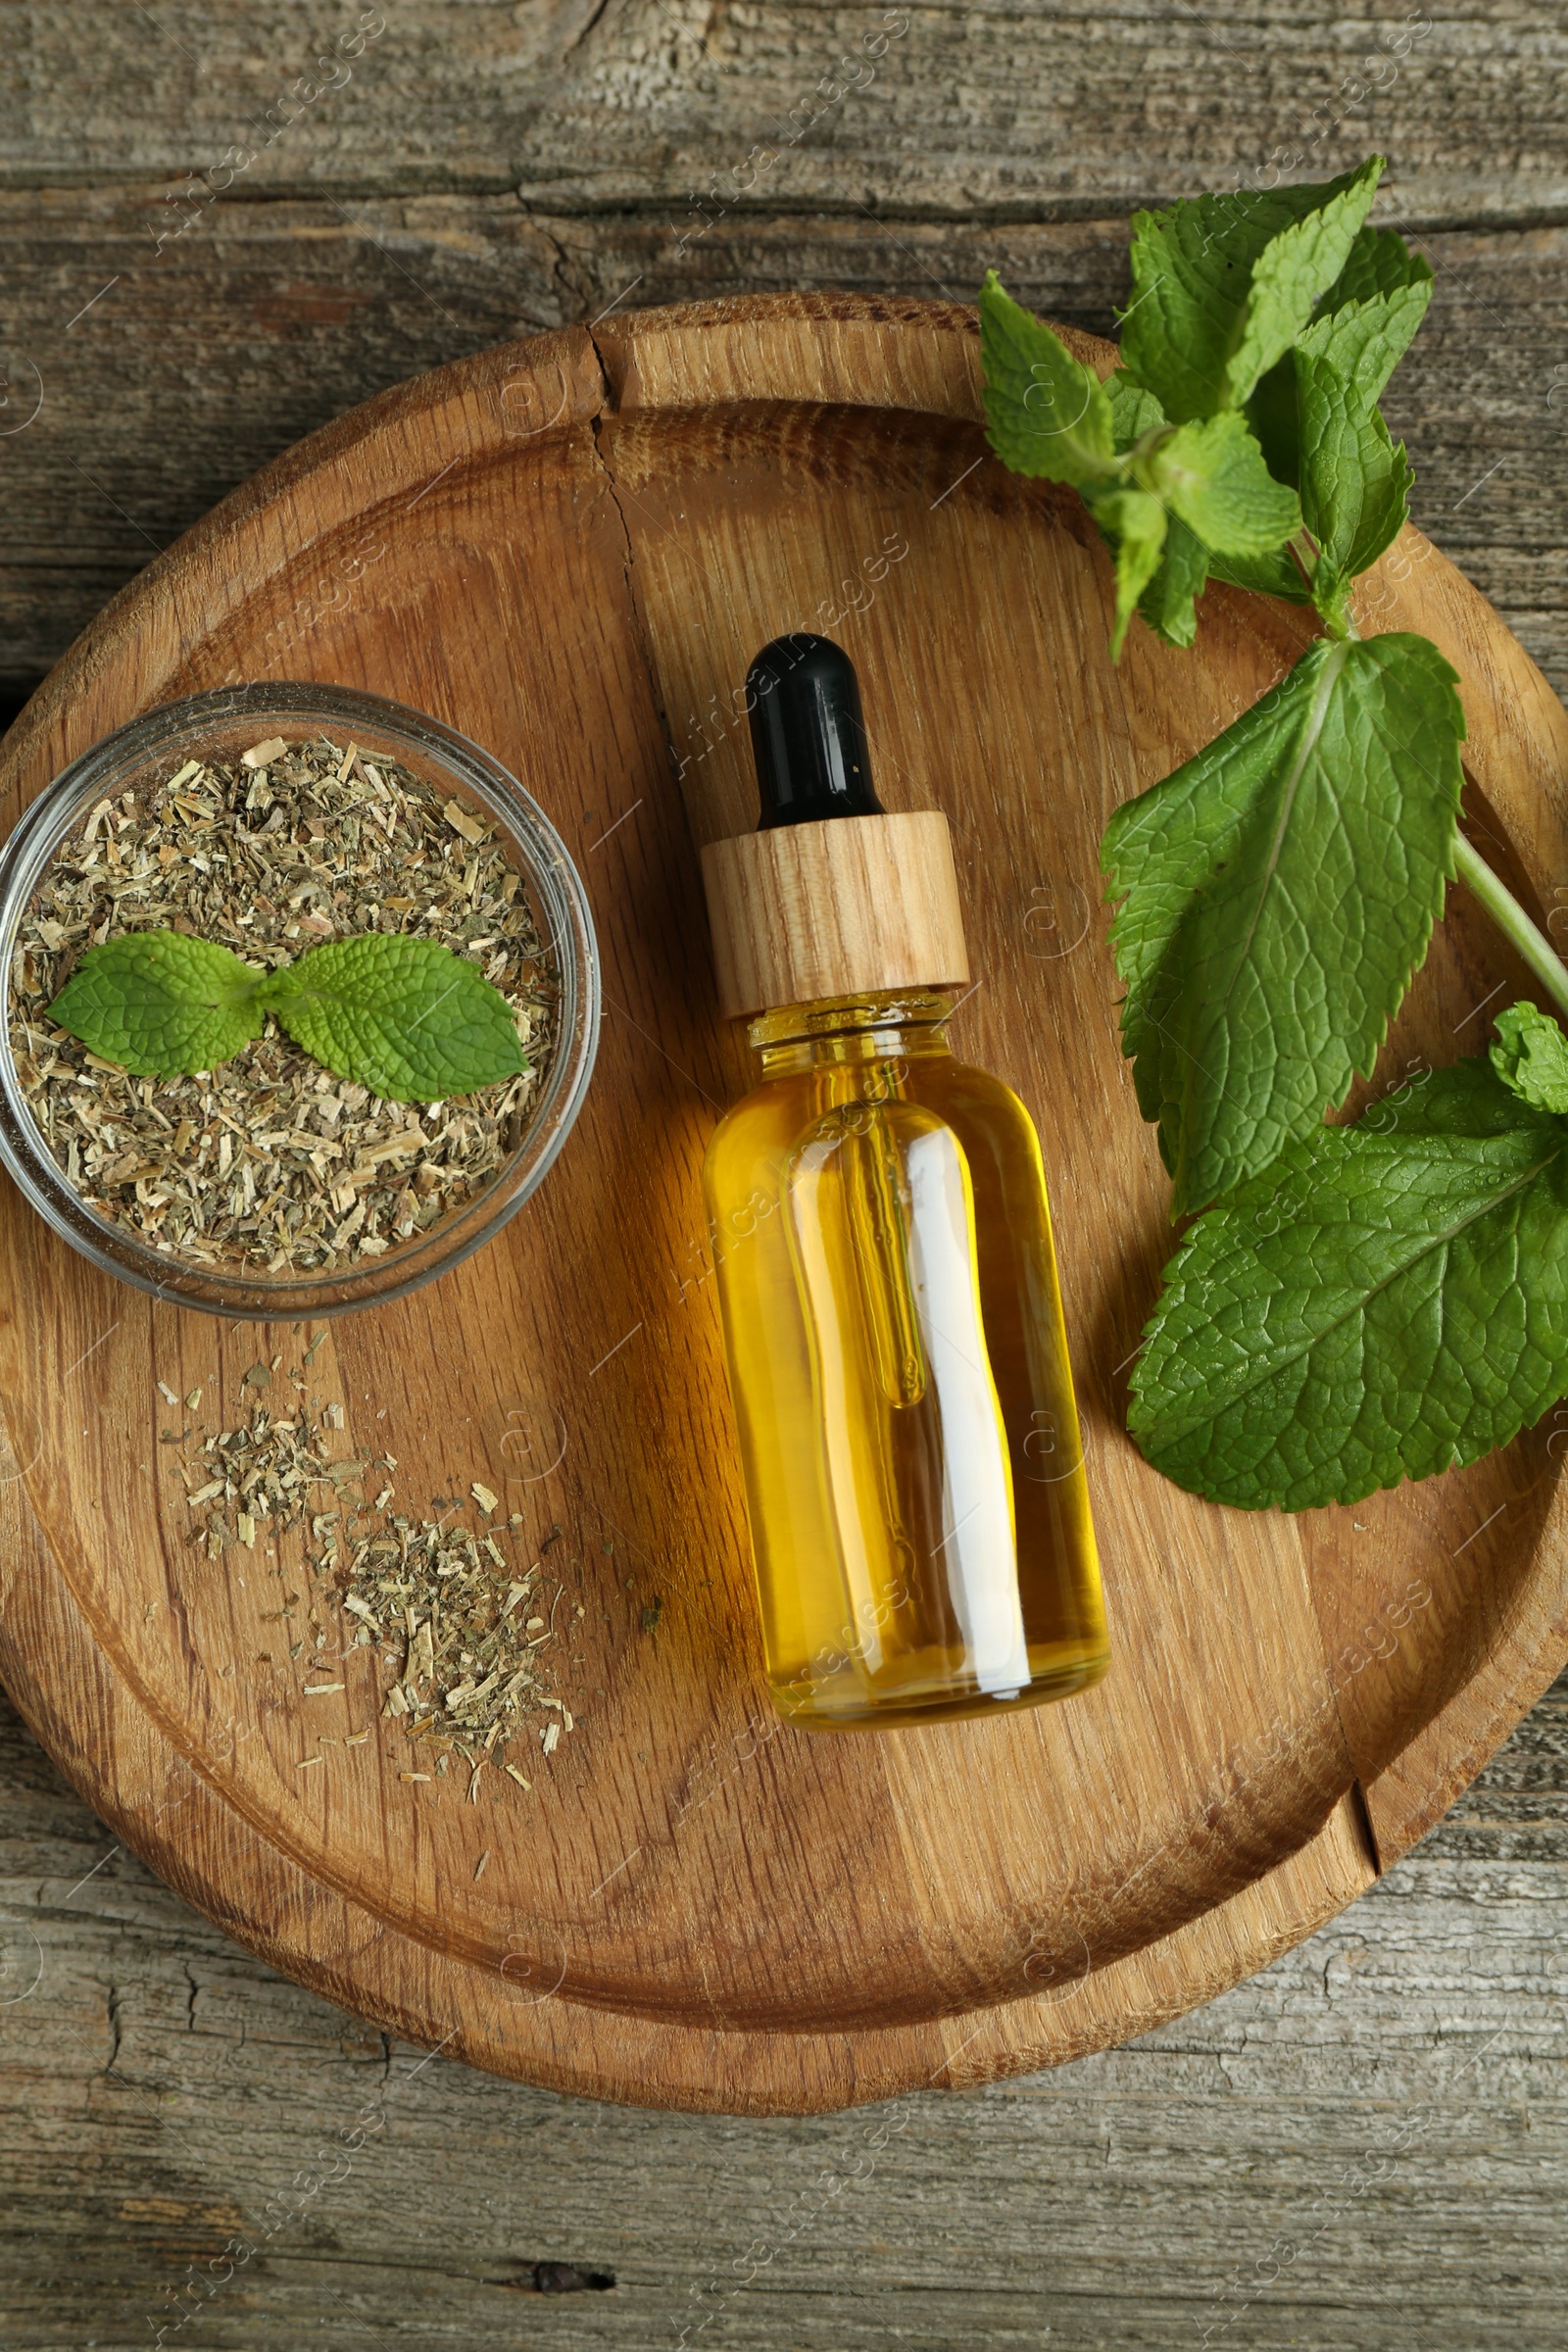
702, 988, 1108, 1731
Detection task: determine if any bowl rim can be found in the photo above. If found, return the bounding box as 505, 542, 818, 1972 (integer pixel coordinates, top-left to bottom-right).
0, 681, 601, 1320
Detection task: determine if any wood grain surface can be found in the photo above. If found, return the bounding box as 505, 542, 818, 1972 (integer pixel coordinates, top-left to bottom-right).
4, 11, 1568, 705
5, 1670, 1567, 2350
5, 0, 1568, 2338
2, 294, 1567, 2122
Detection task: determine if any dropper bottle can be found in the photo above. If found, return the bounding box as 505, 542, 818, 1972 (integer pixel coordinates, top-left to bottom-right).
700, 634, 1109, 1731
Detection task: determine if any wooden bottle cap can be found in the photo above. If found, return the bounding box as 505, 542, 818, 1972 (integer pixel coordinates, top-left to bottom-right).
700, 810, 969, 1022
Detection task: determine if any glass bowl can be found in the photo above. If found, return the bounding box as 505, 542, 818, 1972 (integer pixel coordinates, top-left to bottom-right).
0, 683, 600, 1320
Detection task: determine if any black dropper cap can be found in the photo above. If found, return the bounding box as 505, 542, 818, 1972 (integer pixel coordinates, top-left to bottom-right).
746, 634, 885, 830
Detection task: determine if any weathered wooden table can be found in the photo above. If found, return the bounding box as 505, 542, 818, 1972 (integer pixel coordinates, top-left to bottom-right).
4, 6, 1568, 2344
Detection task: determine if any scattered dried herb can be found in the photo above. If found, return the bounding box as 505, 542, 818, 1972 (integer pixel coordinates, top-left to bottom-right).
183, 1397, 339, 1561
348, 1516, 576, 1793
10, 734, 558, 1273
174, 1384, 578, 1788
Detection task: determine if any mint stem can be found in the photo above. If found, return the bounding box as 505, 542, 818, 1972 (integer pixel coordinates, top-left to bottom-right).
1452, 834, 1568, 1027
1287, 528, 1319, 592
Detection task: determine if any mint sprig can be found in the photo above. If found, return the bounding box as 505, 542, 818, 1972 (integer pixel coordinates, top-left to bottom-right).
47, 930, 526, 1103
978, 277, 1302, 658
1087, 165, 1461, 1215
981, 156, 1568, 1512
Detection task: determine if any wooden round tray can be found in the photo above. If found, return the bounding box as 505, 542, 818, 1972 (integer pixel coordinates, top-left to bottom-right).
5, 296, 1568, 2117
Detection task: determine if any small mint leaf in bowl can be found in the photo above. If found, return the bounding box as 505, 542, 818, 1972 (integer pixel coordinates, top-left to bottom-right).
48, 932, 267, 1077
259, 935, 526, 1103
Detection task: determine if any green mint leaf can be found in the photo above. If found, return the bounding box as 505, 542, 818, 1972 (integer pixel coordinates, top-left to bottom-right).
1242, 240, 1431, 490
1294, 282, 1432, 617
48, 931, 267, 1078
1306, 411, 1414, 628
978, 272, 1118, 489
1086, 487, 1168, 659
1207, 545, 1311, 603
1102, 631, 1466, 1214
1206, 362, 1307, 602
1223, 159, 1385, 410
1297, 277, 1432, 413
1319, 220, 1434, 312
1146, 412, 1301, 558
1217, 292, 1425, 616
1100, 397, 1295, 647
1106, 368, 1166, 453
1236, 247, 1432, 618
258, 935, 525, 1103
1492, 1002, 1568, 1114
1137, 514, 1211, 649
1120, 159, 1383, 423
1128, 1057, 1568, 1510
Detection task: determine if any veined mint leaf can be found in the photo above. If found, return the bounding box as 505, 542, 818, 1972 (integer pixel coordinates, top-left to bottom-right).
1100, 392, 1296, 646
258, 935, 525, 1103
1224, 160, 1386, 410
1207, 545, 1311, 603
1305, 410, 1414, 625
1120, 159, 1383, 423
48, 931, 267, 1077
1295, 282, 1432, 616
1129, 1057, 1568, 1510
979, 273, 1118, 489
1107, 368, 1166, 453
1213, 298, 1425, 614
1492, 1002, 1568, 1114
1215, 337, 1422, 613
1243, 244, 1431, 495
1087, 487, 1168, 659
1298, 278, 1432, 413
1102, 632, 1466, 1214
46, 926, 527, 1102
1137, 515, 1211, 649
1232, 244, 1432, 618
1320, 220, 1434, 311
1146, 412, 1300, 557
1147, 390, 1306, 612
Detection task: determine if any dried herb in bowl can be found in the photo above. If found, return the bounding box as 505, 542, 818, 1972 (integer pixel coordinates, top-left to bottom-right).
8, 733, 558, 1274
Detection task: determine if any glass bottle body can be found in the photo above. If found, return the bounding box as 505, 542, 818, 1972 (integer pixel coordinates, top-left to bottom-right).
702, 990, 1108, 1731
